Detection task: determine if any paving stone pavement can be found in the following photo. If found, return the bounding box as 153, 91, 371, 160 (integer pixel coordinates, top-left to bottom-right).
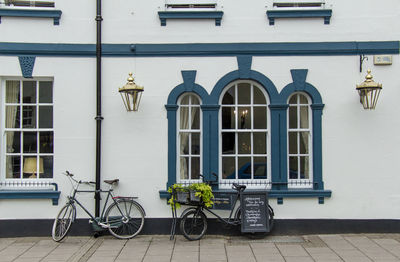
1, 234, 400, 262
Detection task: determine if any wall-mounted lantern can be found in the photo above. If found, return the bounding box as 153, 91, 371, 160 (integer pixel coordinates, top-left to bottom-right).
356, 69, 382, 110
119, 73, 144, 111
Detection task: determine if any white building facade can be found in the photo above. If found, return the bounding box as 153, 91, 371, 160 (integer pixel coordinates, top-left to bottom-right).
0, 0, 400, 236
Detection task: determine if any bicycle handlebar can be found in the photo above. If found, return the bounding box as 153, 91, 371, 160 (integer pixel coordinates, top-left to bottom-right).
63, 171, 96, 186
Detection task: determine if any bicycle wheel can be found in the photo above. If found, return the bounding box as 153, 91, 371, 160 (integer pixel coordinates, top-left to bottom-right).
52, 203, 75, 242
105, 199, 145, 239
180, 209, 207, 241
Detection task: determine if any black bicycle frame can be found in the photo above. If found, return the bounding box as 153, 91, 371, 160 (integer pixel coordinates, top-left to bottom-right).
68, 188, 116, 223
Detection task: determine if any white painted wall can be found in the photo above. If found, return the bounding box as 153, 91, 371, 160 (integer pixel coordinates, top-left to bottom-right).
1, 53, 400, 219
0, 0, 399, 43
0, 0, 400, 221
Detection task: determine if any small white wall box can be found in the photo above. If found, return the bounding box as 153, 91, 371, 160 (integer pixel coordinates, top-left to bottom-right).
374, 55, 392, 65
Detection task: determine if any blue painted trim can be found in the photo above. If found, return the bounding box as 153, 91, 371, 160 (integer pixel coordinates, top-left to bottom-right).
159, 189, 331, 202
165, 71, 210, 187
0, 41, 398, 57
267, 9, 332, 25
18, 56, 35, 78
0, 190, 61, 205
158, 11, 223, 26
0, 8, 62, 25
280, 69, 325, 191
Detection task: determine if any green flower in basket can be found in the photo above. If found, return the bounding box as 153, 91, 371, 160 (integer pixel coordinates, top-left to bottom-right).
188, 183, 214, 208
168, 184, 188, 209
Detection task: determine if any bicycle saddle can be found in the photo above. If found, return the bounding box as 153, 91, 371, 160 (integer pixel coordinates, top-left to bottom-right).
232, 183, 246, 191
104, 179, 119, 185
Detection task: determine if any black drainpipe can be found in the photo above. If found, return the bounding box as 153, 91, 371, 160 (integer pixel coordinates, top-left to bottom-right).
95, 0, 103, 217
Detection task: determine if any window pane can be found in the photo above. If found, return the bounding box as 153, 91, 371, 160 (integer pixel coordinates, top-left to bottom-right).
191, 157, 200, 180
238, 107, 251, 129
23, 132, 37, 153
238, 83, 250, 104
254, 157, 267, 179
5, 106, 20, 128
238, 157, 251, 179
23, 81, 36, 103
39, 106, 53, 128
23, 106, 36, 128
289, 156, 298, 179
253, 132, 266, 154
222, 86, 235, 104
191, 133, 200, 155
180, 133, 189, 155
300, 106, 309, 128
191, 107, 200, 129
222, 107, 235, 129
181, 95, 189, 105
39, 81, 53, 103
222, 132, 235, 154
222, 157, 235, 179
253, 86, 266, 104
300, 156, 309, 179
40, 156, 53, 179
299, 94, 308, 104
238, 132, 251, 154
180, 157, 189, 179
191, 95, 200, 105
289, 95, 297, 104
6, 131, 20, 153
289, 132, 298, 154
180, 107, 189, 129
40, 131, 53, 153
299, 132, 309, 154
253, 106, 267, 129
23, 156, 40, 179
6, 156, 21, 179
289, 106, 297, 129
6, 80, 20, 103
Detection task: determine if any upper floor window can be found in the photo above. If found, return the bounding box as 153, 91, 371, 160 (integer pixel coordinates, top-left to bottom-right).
165, 0, 217, 11
288, 92, 312, 187
1, 0, 55, 8
220, 81, 270, 187
178, 93, 201, 183
2, 79, 54, 180
272, 0, 325, 9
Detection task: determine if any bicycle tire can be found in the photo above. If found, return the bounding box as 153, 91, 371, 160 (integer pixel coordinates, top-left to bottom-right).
180, 209, 207, 241
52, 203, 75, 242
105, 199, 145, 239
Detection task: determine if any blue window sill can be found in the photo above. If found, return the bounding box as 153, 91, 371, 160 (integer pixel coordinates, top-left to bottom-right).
158, 11, 223, 26
266, 9, 332, 25
159, 188, 331, 204
0, 8, 62, 25
0, 183, 60, 205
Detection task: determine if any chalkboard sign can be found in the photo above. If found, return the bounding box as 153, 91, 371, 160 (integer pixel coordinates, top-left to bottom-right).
240, 191, 270, 233
212, 192, 233, 210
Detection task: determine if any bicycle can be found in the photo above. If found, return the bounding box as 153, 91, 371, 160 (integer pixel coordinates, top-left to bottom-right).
171, 174, 274, 241
52, 171, 145, 242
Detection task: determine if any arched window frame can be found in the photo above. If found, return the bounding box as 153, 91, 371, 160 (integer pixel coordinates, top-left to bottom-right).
287, 92, 313, 188
177, 93, 202, 183
218, 80, 271, 188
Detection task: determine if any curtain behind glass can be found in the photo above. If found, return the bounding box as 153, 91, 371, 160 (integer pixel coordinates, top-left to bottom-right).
5, 81, 20, 177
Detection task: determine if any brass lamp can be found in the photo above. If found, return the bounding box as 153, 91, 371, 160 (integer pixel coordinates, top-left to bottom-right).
356, 69, 382, 110
118, 73, 144, 111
